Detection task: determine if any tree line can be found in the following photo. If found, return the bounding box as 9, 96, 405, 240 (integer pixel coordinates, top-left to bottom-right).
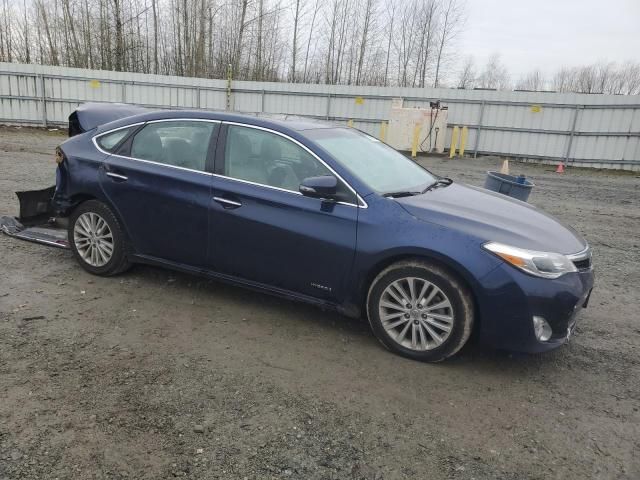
458, 54, 640, 95
0, 0, 464, 87
0, 0, 638, 94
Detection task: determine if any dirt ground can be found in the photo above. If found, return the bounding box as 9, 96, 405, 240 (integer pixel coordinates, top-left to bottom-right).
0, 125, 638, 480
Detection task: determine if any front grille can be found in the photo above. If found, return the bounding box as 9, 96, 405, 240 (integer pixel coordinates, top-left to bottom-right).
572, 258, 591, 270
569, 248, 592, 271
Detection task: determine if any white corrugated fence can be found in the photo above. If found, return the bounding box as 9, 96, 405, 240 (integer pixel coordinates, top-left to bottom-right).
1, 62, 639, 170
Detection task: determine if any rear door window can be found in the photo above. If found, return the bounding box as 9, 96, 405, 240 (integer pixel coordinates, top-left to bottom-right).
129, 121, 217, 172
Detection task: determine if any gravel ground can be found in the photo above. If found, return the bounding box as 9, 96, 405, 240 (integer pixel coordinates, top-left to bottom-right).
1, 125, 639, 480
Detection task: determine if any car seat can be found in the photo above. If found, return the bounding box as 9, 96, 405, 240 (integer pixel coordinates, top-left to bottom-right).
131, 128, 164, 162
226, 130, 268, 184
261, 136, 299, 191
163, 138, 198, 169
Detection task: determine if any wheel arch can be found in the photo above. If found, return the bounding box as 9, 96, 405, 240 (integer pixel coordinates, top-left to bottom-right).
359, 251, 483, 339
68, 192, 97, 208
66, 194, 135, 254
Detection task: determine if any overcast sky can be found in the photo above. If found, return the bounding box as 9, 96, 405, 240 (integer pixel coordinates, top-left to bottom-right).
456, 0, 640, 78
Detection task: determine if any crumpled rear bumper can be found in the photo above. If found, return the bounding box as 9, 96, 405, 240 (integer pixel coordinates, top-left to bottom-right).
0, 186, 70, 249
15, 186, 57, 225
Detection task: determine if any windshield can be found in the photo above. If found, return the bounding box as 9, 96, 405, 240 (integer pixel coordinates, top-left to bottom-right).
306, 128, 436, 194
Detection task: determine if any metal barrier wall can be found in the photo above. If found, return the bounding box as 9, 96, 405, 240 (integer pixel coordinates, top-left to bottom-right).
1, 62, 639, 170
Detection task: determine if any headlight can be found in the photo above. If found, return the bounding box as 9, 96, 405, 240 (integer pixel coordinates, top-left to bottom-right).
483, 242, 577, 279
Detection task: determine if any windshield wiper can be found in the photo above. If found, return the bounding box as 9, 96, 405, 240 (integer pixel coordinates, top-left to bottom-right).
383, 178, 453, 198
382, 191, 422, 198
421, 177, 453, 194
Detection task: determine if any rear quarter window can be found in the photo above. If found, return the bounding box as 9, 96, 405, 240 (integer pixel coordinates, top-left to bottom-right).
96, 127, 134, 152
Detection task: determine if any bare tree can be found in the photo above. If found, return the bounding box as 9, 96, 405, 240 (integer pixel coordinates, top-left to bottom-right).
574, 64, 598, 93
595, 61, 616, 94
456, 55, 475, 89
382, 0, 396, 86
289, 0, 302, 82
232, 0, 248, 77
477, 53, 510, 90
302, 0, 320, 82
551, 67, 574, 92
4, 0, 634, 96
618, 62, 640, 95
355, 0, 375, 86
415, 0, 436, 88
395, 0, 420, 87
515, 69, 545, 91
433, 0, 462, 87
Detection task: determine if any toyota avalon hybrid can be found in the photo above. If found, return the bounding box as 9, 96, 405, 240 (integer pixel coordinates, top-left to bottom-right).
7, 104, 594, 362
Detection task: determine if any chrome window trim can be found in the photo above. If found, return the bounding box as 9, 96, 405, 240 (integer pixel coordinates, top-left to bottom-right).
92, 118, 221, 156
222, 121, 368, 208
92, 119, 220, 176
99, 152, 214, 177
146, 118, 223, 124
91, 118, 367, 208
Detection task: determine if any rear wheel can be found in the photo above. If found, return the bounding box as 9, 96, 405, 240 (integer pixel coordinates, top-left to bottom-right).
68, 200, 131, 276
367, 260, 474, 362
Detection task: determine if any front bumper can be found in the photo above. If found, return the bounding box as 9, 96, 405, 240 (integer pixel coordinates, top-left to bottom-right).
476, 263, 595, 353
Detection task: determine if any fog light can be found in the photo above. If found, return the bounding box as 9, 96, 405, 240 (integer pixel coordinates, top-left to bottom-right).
533, 316, 552, 342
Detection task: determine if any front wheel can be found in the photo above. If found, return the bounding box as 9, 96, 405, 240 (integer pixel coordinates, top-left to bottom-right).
366, 260, 474, 362
68, 200, 131, 276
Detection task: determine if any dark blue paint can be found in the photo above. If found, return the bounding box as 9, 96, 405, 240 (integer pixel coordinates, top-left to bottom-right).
54, 108, 595, 354
100, 156, 213, 266
210, 176, 357, 301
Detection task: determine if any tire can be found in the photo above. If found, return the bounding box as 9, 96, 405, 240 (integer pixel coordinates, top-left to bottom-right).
366, 259, 474, 362
68, 199, 131, 276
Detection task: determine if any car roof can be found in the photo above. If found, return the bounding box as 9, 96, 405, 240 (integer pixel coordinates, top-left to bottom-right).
94, 108, 338, 136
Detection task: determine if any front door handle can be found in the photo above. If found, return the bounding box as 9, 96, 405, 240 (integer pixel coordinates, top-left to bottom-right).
213, 196, 242, 209
106, 171, 128, 181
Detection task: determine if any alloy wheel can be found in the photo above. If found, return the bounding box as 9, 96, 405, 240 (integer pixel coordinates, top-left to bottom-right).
378, 277, 454, 351
73, 212, 114, 267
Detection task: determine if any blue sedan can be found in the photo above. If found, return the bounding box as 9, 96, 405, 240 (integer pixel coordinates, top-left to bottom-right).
48, 105, 593, 362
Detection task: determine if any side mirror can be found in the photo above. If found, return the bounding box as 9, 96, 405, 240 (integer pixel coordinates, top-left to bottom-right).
299, 175, 338, 199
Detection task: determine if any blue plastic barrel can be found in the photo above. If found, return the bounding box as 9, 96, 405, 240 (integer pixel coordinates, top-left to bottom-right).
484, 171, 534, 202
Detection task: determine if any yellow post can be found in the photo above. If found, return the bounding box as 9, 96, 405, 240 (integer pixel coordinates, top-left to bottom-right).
226, 63, 232, 111
347, 119, 354, 128
449, 126, 460, 158
379, 121, 388, 142
411, 124, 421, 158
459, 126, 468, 157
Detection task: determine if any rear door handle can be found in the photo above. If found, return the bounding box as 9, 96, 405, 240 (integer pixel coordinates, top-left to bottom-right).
106, 172, 128, 181
213, 196, 242, 209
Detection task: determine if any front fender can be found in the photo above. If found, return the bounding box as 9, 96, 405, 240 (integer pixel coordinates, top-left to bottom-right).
344, 194, 502, 316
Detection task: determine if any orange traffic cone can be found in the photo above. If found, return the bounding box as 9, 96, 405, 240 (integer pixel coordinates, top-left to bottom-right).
555, 163, 565, 173
500, 160, 510, 175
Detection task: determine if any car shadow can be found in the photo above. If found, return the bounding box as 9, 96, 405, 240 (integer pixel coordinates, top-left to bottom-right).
125, 264, 569, 375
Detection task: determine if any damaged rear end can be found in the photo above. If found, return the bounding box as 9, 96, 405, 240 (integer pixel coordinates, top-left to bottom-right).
0, 186, 69, 249
1, 102, 149, 249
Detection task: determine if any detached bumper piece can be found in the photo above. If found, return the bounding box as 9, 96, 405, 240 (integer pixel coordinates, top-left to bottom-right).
0, 216, 69, 249
0, 186, 70, 249
16, 186, 57, 225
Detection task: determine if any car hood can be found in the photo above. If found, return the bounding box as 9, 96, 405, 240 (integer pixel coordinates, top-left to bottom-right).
395, 183, 586, 255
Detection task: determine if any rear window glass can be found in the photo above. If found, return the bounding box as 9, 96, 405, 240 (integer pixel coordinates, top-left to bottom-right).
96, 127, 134, 152
130, 121, 216, 172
